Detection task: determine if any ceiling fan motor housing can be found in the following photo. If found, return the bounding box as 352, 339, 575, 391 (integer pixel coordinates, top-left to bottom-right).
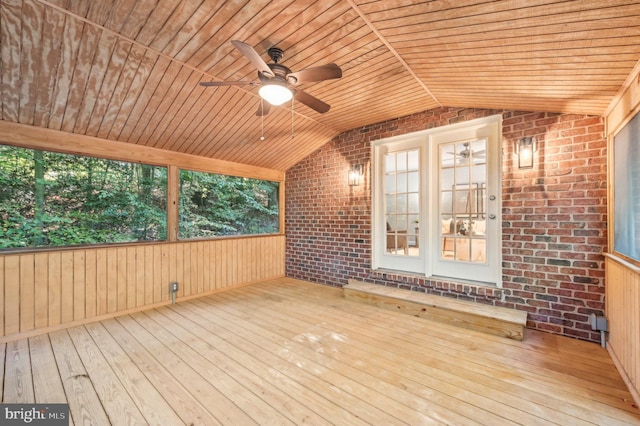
259, 47, 298, 85
258, 63, 293, 85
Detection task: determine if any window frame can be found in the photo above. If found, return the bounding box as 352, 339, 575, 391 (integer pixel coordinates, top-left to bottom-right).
372, 115, 502, 285
611, 109, 640, 266
0, 124, 285, 253
0, 144, 169, 250
177, 168, 281, 240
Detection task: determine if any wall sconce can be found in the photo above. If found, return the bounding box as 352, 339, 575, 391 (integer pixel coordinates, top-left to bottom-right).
515, 136, 537, 169
348, 164, 363, 186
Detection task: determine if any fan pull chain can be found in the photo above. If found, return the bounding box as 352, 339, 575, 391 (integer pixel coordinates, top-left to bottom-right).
260, 98, 265, 141
291, 97, 295, 140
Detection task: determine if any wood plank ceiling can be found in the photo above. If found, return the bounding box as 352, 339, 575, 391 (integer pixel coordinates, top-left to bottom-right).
1, 0, 640, 171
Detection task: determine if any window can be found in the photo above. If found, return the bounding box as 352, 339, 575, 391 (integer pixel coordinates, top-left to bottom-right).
372, 115, 502, 284
613, 110, 640, 263
179, 170, 279, 238
0, 145, 167, 248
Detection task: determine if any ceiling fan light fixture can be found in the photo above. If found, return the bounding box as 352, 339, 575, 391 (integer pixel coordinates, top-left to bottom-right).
259, 83, 292, 106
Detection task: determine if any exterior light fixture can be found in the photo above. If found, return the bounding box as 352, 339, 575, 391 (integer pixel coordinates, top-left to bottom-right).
259, 83, 292, 106
515, 136, 537, 169
348, 164, 363, 186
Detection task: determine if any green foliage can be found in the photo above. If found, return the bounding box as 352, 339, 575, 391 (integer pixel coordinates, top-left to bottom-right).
0, 145, 167, 248
179, 170, 279, 238
0, 144, 279, 249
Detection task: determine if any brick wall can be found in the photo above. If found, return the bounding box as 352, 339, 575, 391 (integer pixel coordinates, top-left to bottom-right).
285, 107, 607, 342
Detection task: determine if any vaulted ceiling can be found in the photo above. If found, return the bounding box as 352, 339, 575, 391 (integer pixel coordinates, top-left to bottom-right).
2, 0, 640, 171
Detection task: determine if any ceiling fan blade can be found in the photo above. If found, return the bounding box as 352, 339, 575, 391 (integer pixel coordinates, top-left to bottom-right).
287, 63, 342, 84
472, 149, 486, 156
231, 40, 274, 78
293, 89, 330, 114
200, 81, 256, 87
255, 100, 272, 116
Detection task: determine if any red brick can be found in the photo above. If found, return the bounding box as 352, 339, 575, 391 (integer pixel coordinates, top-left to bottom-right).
573, 117, 602, 127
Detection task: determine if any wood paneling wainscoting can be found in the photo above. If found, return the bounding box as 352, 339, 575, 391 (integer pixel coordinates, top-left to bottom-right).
605, 255, 640, 406
0, 235, 285, 341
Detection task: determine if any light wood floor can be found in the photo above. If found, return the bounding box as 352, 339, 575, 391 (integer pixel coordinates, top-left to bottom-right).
2, 277, 640, 425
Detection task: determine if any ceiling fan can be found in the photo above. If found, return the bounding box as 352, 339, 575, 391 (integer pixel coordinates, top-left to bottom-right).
449, 142, 486, 159
200, 40, 342, 116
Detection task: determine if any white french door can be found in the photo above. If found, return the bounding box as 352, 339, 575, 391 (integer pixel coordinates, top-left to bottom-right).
428, 116, 501, 284
372, 115, 502, 285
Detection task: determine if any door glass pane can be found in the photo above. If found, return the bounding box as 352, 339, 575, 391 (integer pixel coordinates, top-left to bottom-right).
385, 195, 396, 214
386, 215, 396, 229
408, 151, 419, 171
397, 151, 407, 172
440, 167, 454, 189
408, 193, 419, 214
455, 165, 470, 186
439, 139, 487, 264
385, 154, 395, 173
397, 173, 407, 193
384, 149, 419, 256
408, 171, 419, 192
385, 174, 396, 193
396, 215, 408, 231
396, 194, 407, 214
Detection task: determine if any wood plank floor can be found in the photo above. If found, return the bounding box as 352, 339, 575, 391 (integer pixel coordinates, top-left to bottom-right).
2, 277, 640, 425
